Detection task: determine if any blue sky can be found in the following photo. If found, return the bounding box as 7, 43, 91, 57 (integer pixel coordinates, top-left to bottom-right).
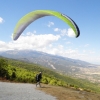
0, 0, 100, 64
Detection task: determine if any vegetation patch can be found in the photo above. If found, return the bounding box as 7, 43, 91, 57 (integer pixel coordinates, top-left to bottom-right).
0, 57, 100, 93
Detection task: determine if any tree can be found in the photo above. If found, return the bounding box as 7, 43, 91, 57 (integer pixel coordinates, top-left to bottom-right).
11, 71, 16, 79
0, 58, 8, 77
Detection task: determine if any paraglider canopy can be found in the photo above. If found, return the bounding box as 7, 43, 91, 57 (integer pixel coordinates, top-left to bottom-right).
13, 10, 80, 40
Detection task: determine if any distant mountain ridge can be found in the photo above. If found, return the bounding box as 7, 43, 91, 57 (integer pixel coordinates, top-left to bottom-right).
0, 50, 100, 83
0, 50, 93, 67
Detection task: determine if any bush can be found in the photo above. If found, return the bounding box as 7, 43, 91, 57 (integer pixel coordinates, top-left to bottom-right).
0, 58, 8, 77
42, 78, 48, 84
49, 79, 57, 85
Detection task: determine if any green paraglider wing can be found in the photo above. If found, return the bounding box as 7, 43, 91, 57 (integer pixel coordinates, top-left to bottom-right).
13, 10, 80, 40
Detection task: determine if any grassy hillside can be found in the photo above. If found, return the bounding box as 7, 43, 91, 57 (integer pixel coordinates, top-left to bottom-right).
0, 56, 100, 93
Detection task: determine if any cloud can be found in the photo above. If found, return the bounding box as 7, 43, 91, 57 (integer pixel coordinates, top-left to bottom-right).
44, 48, 81, 60
89, 51, 95, 54
0, 41, 11, 51
54, 28, 67, 36
61, 29, 67, 36
0, 31, 99, 64
1, 33, 61, 51
47, 21, 54, 27
41, 45, 100, 64
67, 28, 76, 37
54, 28, 60, 32
83, 50, 86, 53
54, 28, 76, 37
0, 32, 78, 58
0, 17, 4, 23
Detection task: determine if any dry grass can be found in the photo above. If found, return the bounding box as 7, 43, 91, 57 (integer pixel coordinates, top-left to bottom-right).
37, 84, 100, 100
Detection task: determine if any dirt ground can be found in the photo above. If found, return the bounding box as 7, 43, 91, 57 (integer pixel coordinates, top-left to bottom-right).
37, 84, 100, 100
0, 78, 100, 100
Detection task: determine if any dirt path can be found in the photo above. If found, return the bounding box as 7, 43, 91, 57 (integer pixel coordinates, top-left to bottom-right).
0, 82, 56, 100
0, 80, 100, 100
37, 84, 100, 100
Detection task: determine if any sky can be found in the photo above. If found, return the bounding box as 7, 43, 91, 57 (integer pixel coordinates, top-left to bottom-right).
0, 0, 100, 65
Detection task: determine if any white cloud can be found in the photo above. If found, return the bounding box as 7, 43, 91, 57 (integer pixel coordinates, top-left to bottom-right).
54, 28, 60, 32
0, 17, 4, 23
67, 28, 76, 37
0, 32, 100, 64
0, 41, 12, 51
47, 21, 54, 27
26, 32, 33, 35
83, 50, 86, 53
42, 46, 100, 64
89, 51, 95, 54
54, 28, 67, 36
54, 28, 76, 38
61, 29, 67, 36
0, 33, 61, 51
0, 33, 78, 57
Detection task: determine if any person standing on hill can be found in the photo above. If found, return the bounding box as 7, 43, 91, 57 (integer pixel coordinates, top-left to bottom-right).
36, 72, 42, 87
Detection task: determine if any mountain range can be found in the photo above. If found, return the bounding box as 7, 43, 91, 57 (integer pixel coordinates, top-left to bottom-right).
0, 50, 100, 83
